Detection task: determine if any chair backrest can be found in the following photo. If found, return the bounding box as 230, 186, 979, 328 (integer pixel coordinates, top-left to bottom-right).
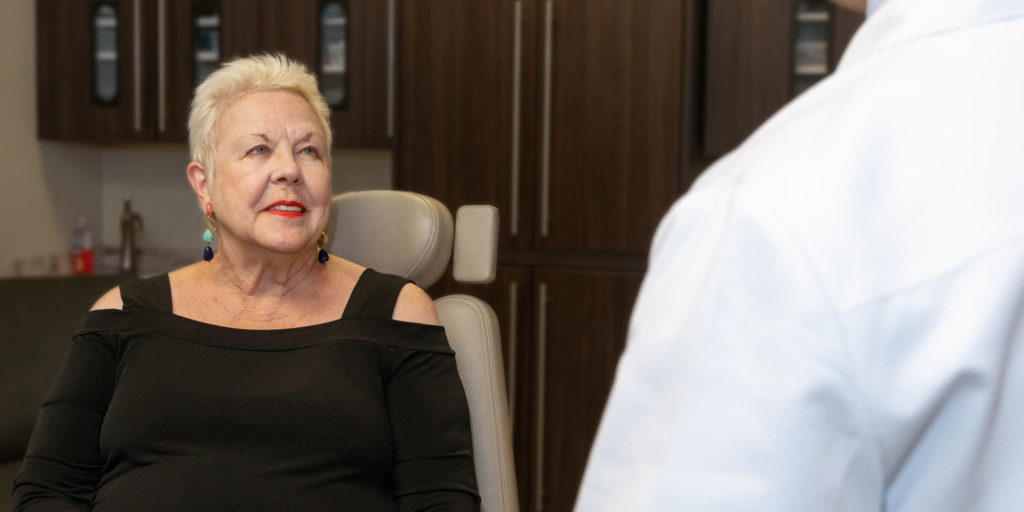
330, 190, 518, 512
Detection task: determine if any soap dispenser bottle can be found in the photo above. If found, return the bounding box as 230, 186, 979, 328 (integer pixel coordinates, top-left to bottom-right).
71, 215, 94, 275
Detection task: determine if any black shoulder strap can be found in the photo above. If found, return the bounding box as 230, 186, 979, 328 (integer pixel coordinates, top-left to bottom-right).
119, 273, 173, 313
342, 269, 410, 319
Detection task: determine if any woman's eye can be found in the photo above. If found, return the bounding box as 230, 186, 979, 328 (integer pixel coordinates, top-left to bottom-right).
300, 147, 319, 157
248, 145, 269, 156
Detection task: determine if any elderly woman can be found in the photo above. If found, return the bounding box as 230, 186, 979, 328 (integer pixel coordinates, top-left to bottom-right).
13, 55, 479, 511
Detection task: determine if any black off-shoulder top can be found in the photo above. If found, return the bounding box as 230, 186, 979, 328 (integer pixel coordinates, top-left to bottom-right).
13, 269, 479, 512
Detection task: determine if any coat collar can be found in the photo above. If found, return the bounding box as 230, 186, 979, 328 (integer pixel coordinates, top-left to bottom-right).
840, 0, 1024, 69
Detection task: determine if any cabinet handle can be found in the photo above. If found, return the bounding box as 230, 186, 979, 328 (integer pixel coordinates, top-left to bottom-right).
510, 0, 523, 237
132, 0, 142, 132
539, 0, 554, 238
387, 0, 396, 139
157, 0, 167, 133
533, 282, 548, 512
507, 280, 518, 423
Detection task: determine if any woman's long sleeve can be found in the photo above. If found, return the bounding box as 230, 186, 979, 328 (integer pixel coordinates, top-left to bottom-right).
386, 342, 480, 512
12, 332, 117, 511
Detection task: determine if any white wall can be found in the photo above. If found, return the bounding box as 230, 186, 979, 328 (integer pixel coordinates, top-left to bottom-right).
0, 0, 105, 277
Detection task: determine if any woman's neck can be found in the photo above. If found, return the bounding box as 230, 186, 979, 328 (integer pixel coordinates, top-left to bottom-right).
207, 240, 322, 299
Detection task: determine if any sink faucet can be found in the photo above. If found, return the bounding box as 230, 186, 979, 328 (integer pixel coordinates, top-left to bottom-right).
119, 197, 143, 274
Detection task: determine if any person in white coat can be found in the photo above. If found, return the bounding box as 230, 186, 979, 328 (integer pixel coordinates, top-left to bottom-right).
574, 0, 1024, 510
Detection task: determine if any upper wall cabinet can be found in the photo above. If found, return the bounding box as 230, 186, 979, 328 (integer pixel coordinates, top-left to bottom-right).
703, 0, 864, 157
37, 0, 392, 148
396, 0, 686, 254
38, 0, 154, 143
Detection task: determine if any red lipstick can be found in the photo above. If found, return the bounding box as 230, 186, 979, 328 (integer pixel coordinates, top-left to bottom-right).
263, 200, 307, 218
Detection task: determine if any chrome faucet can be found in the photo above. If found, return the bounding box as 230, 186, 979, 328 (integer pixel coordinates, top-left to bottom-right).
119, 197, 143, 274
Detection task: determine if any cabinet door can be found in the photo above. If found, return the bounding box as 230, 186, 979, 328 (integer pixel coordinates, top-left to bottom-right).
261, 0, 390, 149
428, 264, 534, 509
325, 0, 390, 148
538, 0, 683, 254
531, 267, 643, 512
38, 0, 156, 142
260, 0, 318, 68
396, 0, 534, 249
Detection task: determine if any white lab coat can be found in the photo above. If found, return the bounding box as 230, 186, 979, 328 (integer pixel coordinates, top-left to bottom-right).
575, 0, 1024, 510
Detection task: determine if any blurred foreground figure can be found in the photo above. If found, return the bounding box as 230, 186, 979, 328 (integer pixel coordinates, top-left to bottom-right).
576, 0, 1024, 510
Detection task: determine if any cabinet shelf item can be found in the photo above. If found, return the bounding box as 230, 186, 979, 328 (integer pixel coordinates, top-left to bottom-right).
318, 1, 349, 109
797, 10, 829, 22
794, 64, 828, 75
191, 2, 221, 87
194, 50, 218, 62
91, 3, 120, 106
195, 14, 219, 28
795, 40, 828, 51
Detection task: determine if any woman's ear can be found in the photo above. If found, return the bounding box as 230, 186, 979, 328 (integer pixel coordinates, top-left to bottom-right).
186, 161, 211, 208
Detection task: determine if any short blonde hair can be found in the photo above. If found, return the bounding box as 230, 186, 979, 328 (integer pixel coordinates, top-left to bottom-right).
188, 53, 332, 178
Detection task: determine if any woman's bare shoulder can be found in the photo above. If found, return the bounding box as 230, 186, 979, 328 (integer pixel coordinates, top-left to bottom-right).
393, 282, 441, 326
90, 263, 205, 312
90, 286, 123, 311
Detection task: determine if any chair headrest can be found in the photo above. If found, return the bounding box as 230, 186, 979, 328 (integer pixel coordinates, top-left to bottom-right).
453, 205, 498, 284
328, 191, 454, 288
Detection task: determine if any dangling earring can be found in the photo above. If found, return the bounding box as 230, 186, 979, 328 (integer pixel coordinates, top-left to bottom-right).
317, 232, 329, 264
202, 203, 216, 262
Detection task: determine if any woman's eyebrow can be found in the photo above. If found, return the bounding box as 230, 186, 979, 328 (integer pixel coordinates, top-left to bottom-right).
294, 132, 320, 144
243, 132, 273, 144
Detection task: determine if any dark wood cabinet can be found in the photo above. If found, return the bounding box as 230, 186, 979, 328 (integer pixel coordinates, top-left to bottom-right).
37, 0, 391, 148
37, 0, 256, 143
540, 0, 683, 253
396, 0, 533, 249
703, 1, 864, 157
37, 0, 156, 143
397, 0, 684, 254
530, 268, 643, 511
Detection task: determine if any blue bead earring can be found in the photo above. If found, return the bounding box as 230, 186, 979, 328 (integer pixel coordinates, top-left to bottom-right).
317, 232, 329, 264
202, 203, 216, 262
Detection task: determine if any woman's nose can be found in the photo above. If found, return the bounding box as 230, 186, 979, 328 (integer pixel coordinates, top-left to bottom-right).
270, 150, 301, 183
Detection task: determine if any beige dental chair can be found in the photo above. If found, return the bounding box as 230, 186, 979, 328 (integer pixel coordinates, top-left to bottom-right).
328, 190, 518, 512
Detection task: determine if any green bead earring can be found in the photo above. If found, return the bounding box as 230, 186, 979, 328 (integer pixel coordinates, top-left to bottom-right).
203, 203, 216, 262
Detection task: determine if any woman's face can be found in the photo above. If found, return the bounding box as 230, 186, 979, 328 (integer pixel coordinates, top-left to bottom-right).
206, 90, 331, 257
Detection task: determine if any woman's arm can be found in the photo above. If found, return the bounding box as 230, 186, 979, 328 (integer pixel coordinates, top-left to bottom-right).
387, 283, 480, 512
12, 325, 118, 511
